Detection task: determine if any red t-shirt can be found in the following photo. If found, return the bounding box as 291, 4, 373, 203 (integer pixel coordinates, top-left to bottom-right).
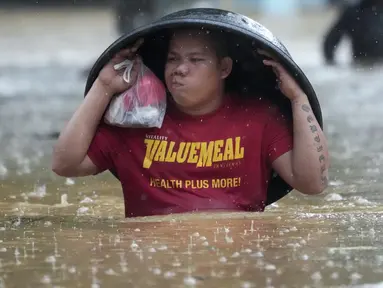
87, 95, 293, 217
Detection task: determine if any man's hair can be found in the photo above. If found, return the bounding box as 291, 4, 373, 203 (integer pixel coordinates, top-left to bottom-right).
168, 26, 229, 59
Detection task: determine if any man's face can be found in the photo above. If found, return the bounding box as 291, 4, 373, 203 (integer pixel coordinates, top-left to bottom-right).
164, 30, 231, 112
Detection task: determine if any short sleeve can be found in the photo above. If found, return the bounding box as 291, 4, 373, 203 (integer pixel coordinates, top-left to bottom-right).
263, 105, 293, 164
87, 125, 115, 174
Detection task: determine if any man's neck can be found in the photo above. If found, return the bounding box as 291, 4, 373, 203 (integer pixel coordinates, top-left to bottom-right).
177, 91, 225, 116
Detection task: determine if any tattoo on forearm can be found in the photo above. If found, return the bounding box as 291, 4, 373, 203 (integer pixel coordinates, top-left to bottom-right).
321, 174, 328, 185
301, 104, 328, 186
320, 163, 328, 185
302, 104, 311, 112
320, 164, 326, 173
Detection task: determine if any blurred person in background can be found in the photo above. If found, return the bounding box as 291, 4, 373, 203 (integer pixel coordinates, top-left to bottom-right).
323, 0, 383, 65
114, 0, 154, 34
327, 0, 353, 8
114, 0, 218, 35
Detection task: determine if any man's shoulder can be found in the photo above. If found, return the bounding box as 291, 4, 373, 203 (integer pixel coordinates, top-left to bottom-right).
95, 123, 127, 137
230, 94, 282, 118
93, 123, 139, 145
95, 123, 159, 143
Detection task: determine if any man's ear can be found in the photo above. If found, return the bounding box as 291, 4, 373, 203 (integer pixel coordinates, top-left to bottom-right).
220, 56, 233, 79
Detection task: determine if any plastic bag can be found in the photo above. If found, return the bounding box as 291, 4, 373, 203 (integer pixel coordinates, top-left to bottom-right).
104, 57, 167, 128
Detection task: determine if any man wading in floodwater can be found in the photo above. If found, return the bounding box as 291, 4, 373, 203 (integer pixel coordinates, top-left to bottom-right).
52, 28, 329, 217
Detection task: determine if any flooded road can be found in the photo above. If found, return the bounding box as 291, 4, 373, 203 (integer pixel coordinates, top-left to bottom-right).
1, 7, 383, 287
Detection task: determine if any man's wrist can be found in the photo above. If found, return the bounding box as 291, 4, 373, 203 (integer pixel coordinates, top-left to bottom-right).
93, 79, 114, 99
290, 91, 309, 105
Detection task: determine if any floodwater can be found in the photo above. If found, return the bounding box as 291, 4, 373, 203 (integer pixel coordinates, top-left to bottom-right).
1, 6, 383, 288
